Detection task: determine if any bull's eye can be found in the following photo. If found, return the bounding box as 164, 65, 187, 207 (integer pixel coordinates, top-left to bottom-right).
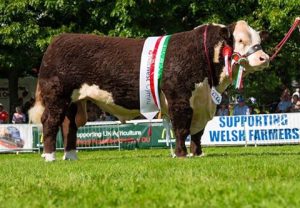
239, 39, 243, 43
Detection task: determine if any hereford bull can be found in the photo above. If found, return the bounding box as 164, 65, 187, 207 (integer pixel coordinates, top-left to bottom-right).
29, 20, 269, 161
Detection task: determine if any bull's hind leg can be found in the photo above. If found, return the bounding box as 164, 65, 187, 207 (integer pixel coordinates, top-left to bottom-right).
190, 129, 204, 157
61, 101, 87, 160
61, 103, 78, 160
168, 101, 193, 157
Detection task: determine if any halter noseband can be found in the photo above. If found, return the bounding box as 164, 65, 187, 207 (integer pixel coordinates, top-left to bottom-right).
242, 44, 263, 58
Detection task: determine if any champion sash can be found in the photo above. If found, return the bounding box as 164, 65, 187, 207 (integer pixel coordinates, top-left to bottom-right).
139, 35, 171, 120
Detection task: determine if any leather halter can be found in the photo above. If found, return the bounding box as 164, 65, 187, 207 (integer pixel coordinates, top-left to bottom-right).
202, 25, 263, 89
244, 44, 262, 57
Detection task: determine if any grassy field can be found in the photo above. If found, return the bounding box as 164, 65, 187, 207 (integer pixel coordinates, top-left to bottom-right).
1, 146, 300, 208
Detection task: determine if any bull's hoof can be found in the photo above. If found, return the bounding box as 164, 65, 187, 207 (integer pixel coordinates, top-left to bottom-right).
171, 153, 177, 158
63, 150, 78, 161
175, 148, 187, 158
187, 152, 205, 158
43, 152, 56, 162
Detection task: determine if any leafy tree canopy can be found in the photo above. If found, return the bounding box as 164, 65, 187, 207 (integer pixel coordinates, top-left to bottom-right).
0, 0, 299, 109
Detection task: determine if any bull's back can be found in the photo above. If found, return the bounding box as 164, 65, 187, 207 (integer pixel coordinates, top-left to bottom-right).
39, 33, 145, 109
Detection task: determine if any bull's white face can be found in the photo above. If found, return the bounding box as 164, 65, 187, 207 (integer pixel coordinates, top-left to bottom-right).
233, 21, 269, 72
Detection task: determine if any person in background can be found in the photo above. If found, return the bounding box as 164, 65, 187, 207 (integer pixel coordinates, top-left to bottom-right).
276, 88, 292, 113
12, 106, 26, 124
291, 93, 300, 112
233, 96, 250, 115
0, 103, 9, 124
248, 105, 256, 114
259, 105, 267, 114
216, 103, 229, 116
99, 112, 115, 121
23, 97, 35, 122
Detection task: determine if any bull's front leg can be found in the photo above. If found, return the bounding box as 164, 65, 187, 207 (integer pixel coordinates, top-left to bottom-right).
190, 129, 204, 157
168, 102, 193, 157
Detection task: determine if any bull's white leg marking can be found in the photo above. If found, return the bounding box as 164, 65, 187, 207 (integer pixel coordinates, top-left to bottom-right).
71, 83, 140, 122
44, 152, 56, 162
63, 150, 78, 161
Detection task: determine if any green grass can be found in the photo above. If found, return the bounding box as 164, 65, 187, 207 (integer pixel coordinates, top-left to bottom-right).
1, 146, 300, 208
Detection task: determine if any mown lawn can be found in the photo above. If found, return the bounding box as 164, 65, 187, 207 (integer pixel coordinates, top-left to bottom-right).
1, 146, 300, 208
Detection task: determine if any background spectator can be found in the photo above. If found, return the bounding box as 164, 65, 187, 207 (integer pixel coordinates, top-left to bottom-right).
0, 103, 9, 124
87, 101, 101, 121
259, 105, 267, 114
276, 88, 292, 113
216, 103, 229, 116
291, 93, 300, 112
23, 97, 35, 122
12, 106, 26, 124
233, 96, 250, 115
99, 112, 116, 121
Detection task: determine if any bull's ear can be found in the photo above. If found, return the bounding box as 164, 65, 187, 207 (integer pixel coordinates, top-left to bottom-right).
220, 23, 236, 44
259, 31, 269, 42
219, 27, 230, 40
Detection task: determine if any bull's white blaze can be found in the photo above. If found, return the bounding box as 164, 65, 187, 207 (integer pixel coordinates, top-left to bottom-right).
233, 20, 269, 72
71, 83, 140, 122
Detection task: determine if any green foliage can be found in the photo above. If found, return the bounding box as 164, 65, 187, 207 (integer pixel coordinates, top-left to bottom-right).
0, 0, 299, 106
1, 147, 300, 207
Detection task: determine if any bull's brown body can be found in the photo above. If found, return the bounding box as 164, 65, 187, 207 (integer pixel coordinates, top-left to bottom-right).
30, 21, 269, 161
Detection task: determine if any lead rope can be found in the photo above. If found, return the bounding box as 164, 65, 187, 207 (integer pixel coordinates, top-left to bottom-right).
203, 25, 215, 87
270, 17, 300, 61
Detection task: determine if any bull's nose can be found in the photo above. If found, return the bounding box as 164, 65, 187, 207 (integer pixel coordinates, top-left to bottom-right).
259, 54, 270, 63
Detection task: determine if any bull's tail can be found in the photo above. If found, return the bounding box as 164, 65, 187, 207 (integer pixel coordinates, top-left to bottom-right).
29, 81, 45, 124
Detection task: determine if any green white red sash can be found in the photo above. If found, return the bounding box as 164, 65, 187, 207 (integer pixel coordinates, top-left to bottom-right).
139, 35, 171, 120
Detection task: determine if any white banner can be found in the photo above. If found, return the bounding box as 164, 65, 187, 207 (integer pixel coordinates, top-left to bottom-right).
0, 124, 34, 152
202, 113, 300, 145
139, 35, 171, 120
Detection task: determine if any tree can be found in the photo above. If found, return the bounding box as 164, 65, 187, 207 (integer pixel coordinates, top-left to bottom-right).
0, 0, 299, 115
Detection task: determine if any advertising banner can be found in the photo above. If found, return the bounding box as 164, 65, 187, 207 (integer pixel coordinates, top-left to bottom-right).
31, 120, 175, 150
0, 124, 34, 152
75, 120, 174, 149
3, 113, 300, 153
202, 113, 300, 146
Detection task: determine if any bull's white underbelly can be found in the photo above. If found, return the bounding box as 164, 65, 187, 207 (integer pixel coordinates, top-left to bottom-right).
189, 78, 216, 135
71, 83, 140, 122
71, 81, 217, 133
